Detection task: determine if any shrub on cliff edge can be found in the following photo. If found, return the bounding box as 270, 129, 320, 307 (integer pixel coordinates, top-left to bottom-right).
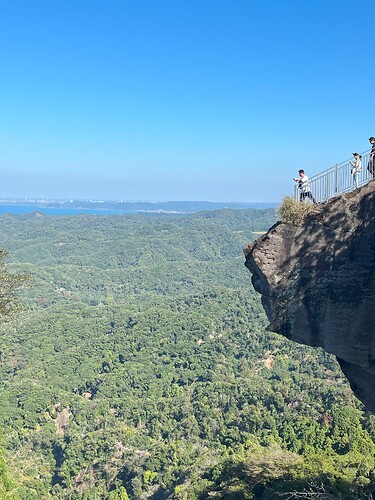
278, 196, 315, 225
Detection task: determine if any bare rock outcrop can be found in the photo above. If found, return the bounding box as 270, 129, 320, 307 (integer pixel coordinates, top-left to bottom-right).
245, 182, 375, 411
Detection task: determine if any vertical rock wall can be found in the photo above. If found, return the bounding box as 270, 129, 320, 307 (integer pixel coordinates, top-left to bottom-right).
245, 183, 375, 411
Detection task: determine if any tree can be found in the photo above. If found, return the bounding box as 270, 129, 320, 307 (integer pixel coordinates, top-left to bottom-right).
0, 249, 28, 494
0, 249, 28, 318
0, 431, 14, 494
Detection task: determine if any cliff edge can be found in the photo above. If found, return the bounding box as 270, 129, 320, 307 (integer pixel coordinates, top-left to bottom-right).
245, 182, 375, 411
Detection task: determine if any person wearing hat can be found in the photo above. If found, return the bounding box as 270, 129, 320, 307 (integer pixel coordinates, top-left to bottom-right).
350, 153, 362, 189
367, 137, 375, 178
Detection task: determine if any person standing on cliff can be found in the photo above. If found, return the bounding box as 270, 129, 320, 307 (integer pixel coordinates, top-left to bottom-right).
367, 137, 375, 177
350, 153, 362, 188
293, 170, 317, 204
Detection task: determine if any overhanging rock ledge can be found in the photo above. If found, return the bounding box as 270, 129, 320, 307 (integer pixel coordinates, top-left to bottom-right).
245, 182, 375, 411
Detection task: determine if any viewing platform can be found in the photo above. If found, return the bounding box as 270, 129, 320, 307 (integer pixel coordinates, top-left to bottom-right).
294, 148, 373, 203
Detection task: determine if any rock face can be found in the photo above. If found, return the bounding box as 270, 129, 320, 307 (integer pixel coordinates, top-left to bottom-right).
244, 182, 375, 411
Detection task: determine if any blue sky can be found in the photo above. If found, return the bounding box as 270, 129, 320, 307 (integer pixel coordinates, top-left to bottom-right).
0, 0, 373, 201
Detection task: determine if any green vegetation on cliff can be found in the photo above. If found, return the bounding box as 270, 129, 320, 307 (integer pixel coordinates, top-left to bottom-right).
278, 196, 315, 225
0, 208, 374, 499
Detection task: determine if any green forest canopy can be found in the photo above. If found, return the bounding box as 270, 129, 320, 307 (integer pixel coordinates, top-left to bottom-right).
0, 208, 374, 499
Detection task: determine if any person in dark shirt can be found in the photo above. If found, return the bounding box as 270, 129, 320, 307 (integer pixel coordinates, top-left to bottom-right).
367, 137, 375, 177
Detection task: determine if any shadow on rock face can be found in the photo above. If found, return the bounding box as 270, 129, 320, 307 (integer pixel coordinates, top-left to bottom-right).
245, 182, 375, 411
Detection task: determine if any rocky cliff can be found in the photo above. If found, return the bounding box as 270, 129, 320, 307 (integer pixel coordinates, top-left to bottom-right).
244, 182, 375, 411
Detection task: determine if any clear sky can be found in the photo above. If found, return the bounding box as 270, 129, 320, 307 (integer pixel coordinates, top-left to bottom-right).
0, 0, 373, 202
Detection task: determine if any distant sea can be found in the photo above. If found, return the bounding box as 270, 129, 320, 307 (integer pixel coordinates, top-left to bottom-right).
0, 200, 278, 217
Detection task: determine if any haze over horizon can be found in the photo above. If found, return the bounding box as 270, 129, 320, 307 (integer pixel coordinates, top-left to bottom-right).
1, 0, 373, 202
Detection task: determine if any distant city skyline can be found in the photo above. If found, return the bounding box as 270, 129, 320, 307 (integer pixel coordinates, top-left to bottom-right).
0, 197, 277, 204
1, 0, 373, 202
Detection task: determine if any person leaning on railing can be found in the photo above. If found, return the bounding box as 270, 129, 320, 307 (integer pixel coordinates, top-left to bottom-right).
367, 137, 375, 177
293, 169, 317, 204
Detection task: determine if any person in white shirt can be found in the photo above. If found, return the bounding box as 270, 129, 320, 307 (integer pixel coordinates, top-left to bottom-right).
293, 169, 316, 204
350, 153, 362, 189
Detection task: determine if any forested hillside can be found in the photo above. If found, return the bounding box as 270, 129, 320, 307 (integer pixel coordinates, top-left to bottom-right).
0, 208, 375, 499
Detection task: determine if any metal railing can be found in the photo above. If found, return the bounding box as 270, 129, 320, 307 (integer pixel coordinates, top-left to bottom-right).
294, 149, 373, 203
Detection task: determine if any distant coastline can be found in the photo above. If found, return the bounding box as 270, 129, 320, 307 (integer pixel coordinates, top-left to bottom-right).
0, 199, 279, 216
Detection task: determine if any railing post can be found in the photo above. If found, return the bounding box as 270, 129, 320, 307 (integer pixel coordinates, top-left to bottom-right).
335, 163, 338, 193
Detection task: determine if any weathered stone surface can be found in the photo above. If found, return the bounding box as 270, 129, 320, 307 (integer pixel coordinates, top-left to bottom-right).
245, 182, 375, 411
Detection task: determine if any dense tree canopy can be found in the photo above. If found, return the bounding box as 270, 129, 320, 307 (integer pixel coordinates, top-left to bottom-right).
0, 209, 374, 498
